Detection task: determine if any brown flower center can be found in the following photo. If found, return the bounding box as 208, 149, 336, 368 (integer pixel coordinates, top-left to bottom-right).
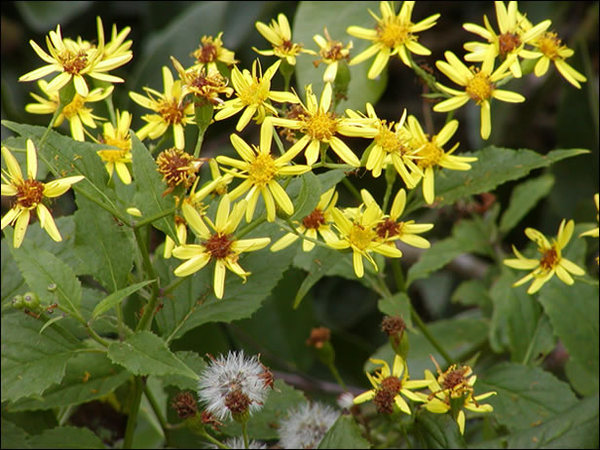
193, 40, 218, 63
156, 148, 198, 188
539, 246, 558, 270
204, 232, 234, 260
376, 218, 400, 238
381, 315, 406, 337
59, 49, 89, 74
302, 208, 326, 229
224, 388, 251, 416
498, 32, 522, 57
158, 99, 186, 124
16, 179, 45, 209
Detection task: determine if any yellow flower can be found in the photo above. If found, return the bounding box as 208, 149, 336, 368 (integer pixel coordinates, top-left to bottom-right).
191, 32, 238, 71
579, 193, 599, 238
504, 219, 586, 294
327, 201, 402, 278
254, 13, 315, 66
270, 187, 339, 252
129, 66, 195, 149
216, 119, 311, 223
269, 83, 377, 167
172, 195, 270, 299
313, 28, 353, 83
171, 56, 233, 105
97, 110, 133, 184
19, 17, 132, 97
361, 188, 433, 249
214, 60, 298, 132
462, 1, 551, 78
433, 51, 525, 140
353, 354, 430, 415
417, 359, 496, 435
25, 80, 113, 142
164, 215, 188, 259
1, 140, 84, 248
347, 1, 440, 79
405, 116, 477, 205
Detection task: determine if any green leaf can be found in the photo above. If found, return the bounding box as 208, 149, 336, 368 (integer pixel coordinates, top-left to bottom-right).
1, 419, 31, 449
7, 352, 129, 411
28, 426, 104, 449
288, 171, 323, 221
538, 279, 599, 396
160, 351, 207, 391
451, 278, 491, 309
318, 415, 370, 449
130, 134, 177, 240
107, 331, 199, 380
74, 194, 135, 292
9, 238, 82, 317
92, 279, 156, 319
1, 313, 80, 403
15, 1, 93, 32
499, 173, 555, 233
478, 362, 578, 432
405, 147, 588, 213
377, 292, 413, 328
414, 412, 466, 449
1, 240, 25, 303
293, 2, 388, 112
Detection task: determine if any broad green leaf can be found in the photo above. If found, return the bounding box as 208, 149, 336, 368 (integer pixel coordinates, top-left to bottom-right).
477, 362, 578, 432
538, 279, 599, 396
160, 351, 207, 391
377, 292, 413, 328
7, 352, 129, 411
499, 174, 555, 233
9, 237, 82, 317
130, 134, 177, 240
0, 419, 30, 449
1, 313, 80, 403
222, 379, 307, 440
15, 1, 92, 32
478, 396, 598, 449
74, 194, 135, 292
28, 426, 104, 449
405, 147, 588, 213
92, 280, 156, 319
293, 2, 388, 111
414, 412, 466, 449
318, 415, 370, 449
288, 171, 323, 221
107, 331, 199, 380
1, 239, 25, 303
451, 278, 491, 309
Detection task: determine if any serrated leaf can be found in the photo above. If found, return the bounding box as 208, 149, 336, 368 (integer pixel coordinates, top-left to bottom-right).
92, 279, 156, 319
318, 415, 370, 449
377, 292, 412, 328
405, 147, 588, 214
1, 419, 31, 449
538, 279, 599, 396
107, 331, 199, 380
414, 412, 466, 449
160, 351, 207, 391
293, 2, 388, 112
499, 173, 555, 233
1, 313, 80, 403
288, 171, 322, 221
28, 426, 104, 449
477, 362, 578, 432
7, 352, 129, 411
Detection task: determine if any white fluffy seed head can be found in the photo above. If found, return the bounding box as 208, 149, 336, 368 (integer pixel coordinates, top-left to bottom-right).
278, 401, 340, 449
197, 351, 270, 421
207, 436, 267, 449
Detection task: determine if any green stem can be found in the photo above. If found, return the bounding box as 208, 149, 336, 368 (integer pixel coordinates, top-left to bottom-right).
327, 362, 347, 390
200, 429, 228, 449
272, 127, 286, 156
134, 227, 160, 332
143, 384, 171, 445
105, 94, 117, 127
409, 303, 454, 365
241, 420, 249, 449
341, 177, 362, 203
235, 214, 266, 239
133, 206, 177, 229
391, 259, 406, 293
123, 377, 145, 449
39, 107, 61, 150
193, 132, 205, 158
382, 168, 396, 213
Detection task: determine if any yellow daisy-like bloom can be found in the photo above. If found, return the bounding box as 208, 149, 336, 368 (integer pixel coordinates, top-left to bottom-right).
214, 60, 297, 132
313, 27, 353, 83
327, 201, 402, 278
171, 56, 233, 106
270, 187, 339, 252
504, 219, 586, 294
19, 17, 133, 97
172, 195, 271, 300
191, 32, 238, 71
462, 1, 551, 78
347, 1, 440, 79
216, 119, 311, 223
434, 51, 525, 140
580, 193, 599, 238
405, 116, 477, 205
254, 13, 315, 66
97, 110, 133, 184
1, 140, 84, 248
129, 66, 195, 149
361, 188, 433, 249
417, 359, 496, 435
270, 83, 377, 167
25, 80, 114, 142
353, 354, 430, 415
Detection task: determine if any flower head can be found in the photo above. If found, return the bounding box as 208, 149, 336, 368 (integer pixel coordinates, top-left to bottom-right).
216, 119, 311, 223
214, 60, 298, 131
504, 219, 586, 294
580, 193, 599, 239
129, 66, 194, 149
97, 110, 133, 184
1, 140, 84, 248
191, 32, 238, 71
173, 195, 270, 299
171, 56, 233, 105
353, 354, 430, 415
197, 351, 272, 421
347, 1, 440, 79
19, 17, 132, 97
278, 402, 339, 449
312, 28, 353, 82
156, 147, 202, 192
254, 13, 315, 66
270, 83, 376, 167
